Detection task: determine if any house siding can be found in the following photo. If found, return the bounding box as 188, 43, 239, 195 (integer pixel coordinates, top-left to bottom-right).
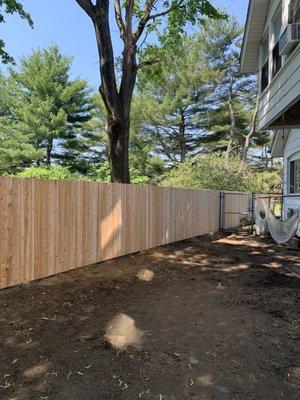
256, 0, 300, 130
283, 130, 300, 234
257, 45, 300, 130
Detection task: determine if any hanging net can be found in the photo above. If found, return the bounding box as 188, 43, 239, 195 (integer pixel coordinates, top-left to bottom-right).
262, 200, 300, 244
255, 208, 268, 236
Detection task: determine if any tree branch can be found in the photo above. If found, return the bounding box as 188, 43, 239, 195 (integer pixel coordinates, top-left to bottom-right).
136, 58, 160, 70
75, 0, 95, 19
133, 0, 156, 43
114, 0, 125, 38
125, 0, 135, 33
147, 5, 180, 21
133, 0, 185, 43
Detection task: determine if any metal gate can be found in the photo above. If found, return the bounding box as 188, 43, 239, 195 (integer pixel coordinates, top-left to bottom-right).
219, 191, 254, 233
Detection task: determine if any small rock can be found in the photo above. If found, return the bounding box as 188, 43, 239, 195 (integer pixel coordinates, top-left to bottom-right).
136, 269, 154, 282
189, 356, 199, 365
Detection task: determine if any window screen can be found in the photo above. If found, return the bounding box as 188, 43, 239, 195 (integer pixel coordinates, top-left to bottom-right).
290, 159, 300, 194
289, 0, 300, 23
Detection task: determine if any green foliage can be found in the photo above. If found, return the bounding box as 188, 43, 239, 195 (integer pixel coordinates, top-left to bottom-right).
0, 73, 42, 171
62, 93, 107, 174
17, 165, 76, 181
138, 33, 216, 163
15, 156, 280, 194
140, 0, 225, 52
87, 161, 150, 185
196, 16, 258, 154
129, 98, 167, 182
137, 15, 268, 164
0, 45, 95, 171
0, 11, 280, 190
255, 165, 282, 194
0, 0, 33, 64
162, 154, 264, 192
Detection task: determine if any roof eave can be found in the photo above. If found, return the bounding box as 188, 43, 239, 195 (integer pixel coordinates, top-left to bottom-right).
240, 0, 270, 74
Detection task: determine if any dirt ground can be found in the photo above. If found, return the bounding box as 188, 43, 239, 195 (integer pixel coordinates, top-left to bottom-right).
0, 233, 299, 400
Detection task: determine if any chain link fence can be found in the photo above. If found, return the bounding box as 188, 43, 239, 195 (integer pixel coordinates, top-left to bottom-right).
219, 192, 254, 233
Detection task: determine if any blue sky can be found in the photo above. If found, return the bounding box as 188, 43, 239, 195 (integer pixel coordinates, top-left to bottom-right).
1, 0, 249, 88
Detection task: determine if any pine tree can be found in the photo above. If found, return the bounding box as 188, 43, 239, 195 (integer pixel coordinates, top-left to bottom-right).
198, 17, 264, 159
0, 45, 95, 171
0, 73, 41, 171
137, 35, 217, 165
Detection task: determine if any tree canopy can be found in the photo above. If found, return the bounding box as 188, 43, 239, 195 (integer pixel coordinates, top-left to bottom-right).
75, 0, 224, 182
0, 0, 33, 64
0, 12, 277, 193
0, 46, 96, 172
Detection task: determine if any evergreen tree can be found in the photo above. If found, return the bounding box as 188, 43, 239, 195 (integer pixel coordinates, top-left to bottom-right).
137, 35, 217, 164
198, 17, 264, 159
129, 98, 166, 182
0, 45, 95, 171
60, 94, 107, 174
0, 73, 41, 171
75, 0, 223, 182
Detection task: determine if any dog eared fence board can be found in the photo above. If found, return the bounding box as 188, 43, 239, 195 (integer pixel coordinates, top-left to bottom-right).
0, 177, 222, 289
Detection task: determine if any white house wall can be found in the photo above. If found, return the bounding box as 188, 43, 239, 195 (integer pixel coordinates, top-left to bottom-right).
258, 46, 300, 129
283, 131, 300, 228
257, 0, 300, 130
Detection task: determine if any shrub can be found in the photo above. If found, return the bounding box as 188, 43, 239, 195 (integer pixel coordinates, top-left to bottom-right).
88, 161, 150, 184
161, 155, 264, 192
17, 165, 77, 181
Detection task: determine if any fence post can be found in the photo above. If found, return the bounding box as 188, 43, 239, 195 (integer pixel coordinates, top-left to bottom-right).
250, 192, 255, 235
219, 191, 224, 232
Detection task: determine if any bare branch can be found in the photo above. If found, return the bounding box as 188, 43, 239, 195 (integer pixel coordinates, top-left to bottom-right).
137, 58, 160, 69
133, 0, 156, 43
151, 127, 177, 163
133, 0, 185, 42
75, 0, 95, 19
114, 0, 125, 38
147, 7, 174, 20
125, 0, 135, 33
148, 0, 185, 20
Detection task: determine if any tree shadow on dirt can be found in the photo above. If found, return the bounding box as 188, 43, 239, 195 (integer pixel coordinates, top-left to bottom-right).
0, 232, 299, 400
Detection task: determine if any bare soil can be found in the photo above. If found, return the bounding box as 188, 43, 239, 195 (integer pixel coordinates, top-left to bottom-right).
0, 233, 299, 400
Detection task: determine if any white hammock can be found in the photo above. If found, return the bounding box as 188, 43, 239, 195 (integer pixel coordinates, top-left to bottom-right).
262, 200, 300, 244
255, 208, 268, 236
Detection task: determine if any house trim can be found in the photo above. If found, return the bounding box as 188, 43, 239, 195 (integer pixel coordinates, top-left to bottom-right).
269, 130, 289, 157
241, 0, 270, 73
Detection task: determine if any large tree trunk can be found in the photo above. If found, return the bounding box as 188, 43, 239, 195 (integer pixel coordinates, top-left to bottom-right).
225, 75, 235, 163
46, 139, 53, 166
242, 97, 259, 162
92, 1, 135, 183
75, 0, 142, 183
107, 114, 130, 183
179, 108, 187, 162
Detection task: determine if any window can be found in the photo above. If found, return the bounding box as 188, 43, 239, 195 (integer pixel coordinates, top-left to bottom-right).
272, 4, 282, 77
272, 41, 282, 77
260, 33, 269, 91
261, 59, 269, 91
289, 0, 300, 23
289, 158, 300, 194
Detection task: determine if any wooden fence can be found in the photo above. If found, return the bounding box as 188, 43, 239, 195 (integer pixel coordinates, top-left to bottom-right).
0, 177, 223, 289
